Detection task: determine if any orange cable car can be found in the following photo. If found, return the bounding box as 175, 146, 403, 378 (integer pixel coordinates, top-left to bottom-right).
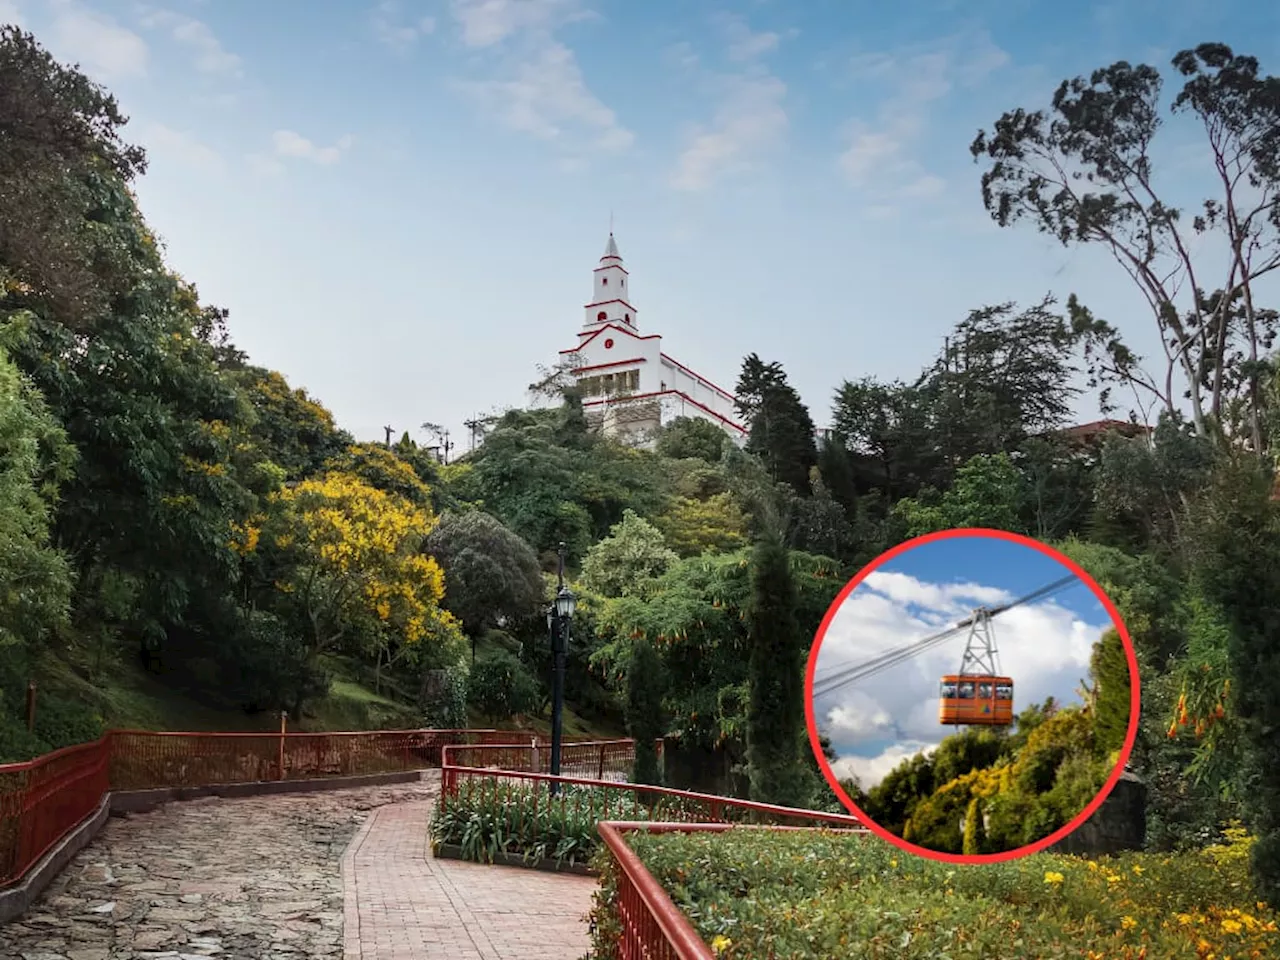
938, 675, 1014, 726
938, 607, 1014, 728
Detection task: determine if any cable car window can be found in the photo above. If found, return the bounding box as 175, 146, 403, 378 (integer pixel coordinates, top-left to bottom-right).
977, 683, 993, 699
940, 681, 957, 698
958, 682, 975, 699
996, 684, 1013, 700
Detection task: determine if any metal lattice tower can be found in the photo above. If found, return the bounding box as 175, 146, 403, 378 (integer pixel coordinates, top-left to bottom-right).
955, 608, 1003, 679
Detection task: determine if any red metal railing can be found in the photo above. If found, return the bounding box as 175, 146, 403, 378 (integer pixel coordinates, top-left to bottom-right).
596, 822, 861, 960
0, 738, 111, 890
435, 765, 865, 958
438, 764, 864, 828
441, 738, 663, 782
0, 727, 526, 887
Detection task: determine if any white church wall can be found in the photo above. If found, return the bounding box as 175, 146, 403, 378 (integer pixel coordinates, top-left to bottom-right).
563, 233, 747, 448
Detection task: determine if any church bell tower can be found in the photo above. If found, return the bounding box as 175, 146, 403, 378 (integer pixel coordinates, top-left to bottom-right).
584, 233, 637, 330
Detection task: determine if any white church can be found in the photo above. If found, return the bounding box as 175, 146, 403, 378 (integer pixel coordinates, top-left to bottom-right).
558, 233, 747, 450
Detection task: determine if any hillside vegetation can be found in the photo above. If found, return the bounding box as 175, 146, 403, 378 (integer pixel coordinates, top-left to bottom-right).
851, 629, 1133, 854
2, 26, 1280, 907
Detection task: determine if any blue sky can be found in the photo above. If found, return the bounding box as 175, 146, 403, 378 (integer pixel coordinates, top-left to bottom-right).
811, 536, 1113, 789
5, 0, 1280, 447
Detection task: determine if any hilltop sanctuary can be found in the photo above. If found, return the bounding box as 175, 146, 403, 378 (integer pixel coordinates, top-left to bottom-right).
557, 233, 747, 449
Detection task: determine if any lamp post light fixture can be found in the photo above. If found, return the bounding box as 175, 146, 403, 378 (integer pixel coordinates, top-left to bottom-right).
547, 542, 576, 795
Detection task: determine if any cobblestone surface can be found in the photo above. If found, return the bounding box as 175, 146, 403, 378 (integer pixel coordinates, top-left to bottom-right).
0, 774, 596, 960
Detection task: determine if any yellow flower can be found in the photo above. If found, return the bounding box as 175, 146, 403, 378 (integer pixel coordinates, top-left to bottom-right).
890, 859, 897, 868
711, 935, 731, 954
1131, 864, 1143, 875
1220, 918, 1243, 934
1044, 871, 1065, 885
1177, 914, 1194, 926
1106, 873, 1122, 884
1120, 915, 1137, 930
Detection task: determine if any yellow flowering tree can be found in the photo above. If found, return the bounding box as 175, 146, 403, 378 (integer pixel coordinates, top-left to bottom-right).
248, 470, 455, 666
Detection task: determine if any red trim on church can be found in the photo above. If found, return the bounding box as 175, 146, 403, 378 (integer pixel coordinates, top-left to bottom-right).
659, 353, 737, 403
584, 298, 637, 311
583, 389, 747, 435
560, 324, 660, 353
575, 358, 647, 374
593, 264, 629, 275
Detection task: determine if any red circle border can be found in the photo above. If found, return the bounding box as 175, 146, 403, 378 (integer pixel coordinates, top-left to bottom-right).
804, 526, 1143, 865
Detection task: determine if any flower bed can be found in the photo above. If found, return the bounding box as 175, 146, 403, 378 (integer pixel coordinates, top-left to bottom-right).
429, 777, 708, 868
587, 824, 1279, 958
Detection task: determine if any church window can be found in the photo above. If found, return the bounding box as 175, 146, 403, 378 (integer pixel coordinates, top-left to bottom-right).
624, 313, 631, 323
596, 311, 607, 321
602, 277, 608, 285
604, 338, 614, 349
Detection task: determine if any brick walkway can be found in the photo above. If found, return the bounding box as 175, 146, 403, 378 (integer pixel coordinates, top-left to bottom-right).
342, 790, 596, 960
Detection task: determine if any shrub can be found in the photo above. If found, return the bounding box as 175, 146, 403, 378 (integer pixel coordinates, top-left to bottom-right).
587, 826, 1280, 959
466, 651, 539, 720
428, 777, 707, 867
418, 666, 468, 729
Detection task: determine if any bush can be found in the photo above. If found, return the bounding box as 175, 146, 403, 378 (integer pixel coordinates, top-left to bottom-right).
418, 666, 467, 729
429, 777, 706, 867
587, 826, 1280, 959
467, 651, 539, 720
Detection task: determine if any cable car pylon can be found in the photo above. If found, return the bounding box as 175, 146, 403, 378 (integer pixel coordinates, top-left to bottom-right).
812, 573, 1082, 731
938, 607, 1013, 728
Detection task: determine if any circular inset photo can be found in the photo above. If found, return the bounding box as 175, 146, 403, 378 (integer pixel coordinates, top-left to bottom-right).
806, 528, 1139, 863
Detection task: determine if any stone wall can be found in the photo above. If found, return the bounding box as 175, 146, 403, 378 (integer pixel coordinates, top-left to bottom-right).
1048, 770, 1148, 856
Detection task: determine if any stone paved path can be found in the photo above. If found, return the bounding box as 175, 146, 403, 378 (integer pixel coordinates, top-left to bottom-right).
0, 773, 596, 960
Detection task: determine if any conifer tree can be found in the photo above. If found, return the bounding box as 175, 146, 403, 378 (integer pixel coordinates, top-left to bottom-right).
745, 533, 808, 806
626, 638, 666, 786
735, 354, 818, 496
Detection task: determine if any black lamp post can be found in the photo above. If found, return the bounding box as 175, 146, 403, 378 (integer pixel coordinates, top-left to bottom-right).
546, 542, 576, 794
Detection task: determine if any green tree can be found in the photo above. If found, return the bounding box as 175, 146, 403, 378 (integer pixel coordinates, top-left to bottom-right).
0, 25, 147, 325
891, 453, 1029, 537
626, 638, 666, 785
736, 355, 818, 496
1090, 628, 1131, 756
971, 44, 1280, 447
581, 509, 678, 598
1185, 460, 1280, 906
424, 510, 544, 661
655, 416, 728, 463
0, 327, 75, 648
745, 535, 808, 806
654, 492, 748, 557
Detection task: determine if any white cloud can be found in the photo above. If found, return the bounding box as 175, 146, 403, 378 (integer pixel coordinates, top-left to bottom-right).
454, 39, 633, 152
47, 0, 148, 80
670, 13, 793, 192
833, 741, 940, 790
139, 8, 241, 76
450, 0, 589, 49
445, 0, 629, 160
813, 566, 1112, 791
143, 123, 225, 175
714, 11, 784, 62
671, 73, 787, 191
837, 30, 1008, 194
372, 0, 436, 51
900, 174, 947, 199
271, 130, 355, 165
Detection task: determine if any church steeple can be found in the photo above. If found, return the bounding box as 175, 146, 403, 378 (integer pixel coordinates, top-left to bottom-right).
585, 232, 637, 330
